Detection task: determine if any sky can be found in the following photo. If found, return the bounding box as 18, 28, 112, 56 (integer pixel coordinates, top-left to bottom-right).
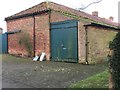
0, 0, 119, 32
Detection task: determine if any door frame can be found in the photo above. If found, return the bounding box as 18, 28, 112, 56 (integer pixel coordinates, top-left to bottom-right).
50, 20, 79, 62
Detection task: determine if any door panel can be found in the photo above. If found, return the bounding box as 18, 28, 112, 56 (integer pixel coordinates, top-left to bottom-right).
51, 20, 78, 62
0, 34, 8, 54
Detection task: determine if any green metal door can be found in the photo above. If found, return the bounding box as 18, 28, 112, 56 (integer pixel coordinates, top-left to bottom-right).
0, 34, 8, 54
51, 20, 78, 62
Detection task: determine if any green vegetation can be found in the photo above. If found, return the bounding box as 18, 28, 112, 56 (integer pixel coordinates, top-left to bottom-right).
109, 32, 120, 88
18, 32, 33, 57
70, 70, 109, 88
2, 54, 31, 62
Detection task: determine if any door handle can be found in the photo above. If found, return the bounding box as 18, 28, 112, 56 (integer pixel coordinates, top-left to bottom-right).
63, 47, 67, 50
61, 44, 64, 47
61, 44, 67, 50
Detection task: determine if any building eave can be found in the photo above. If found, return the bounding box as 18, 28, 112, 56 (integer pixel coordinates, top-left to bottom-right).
84, 23, 120, 30
5, 9, 51, 21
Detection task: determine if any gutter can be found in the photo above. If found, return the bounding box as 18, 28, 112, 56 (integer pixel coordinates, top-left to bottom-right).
48, 9, 51, 59
33, 15, 35, 57
85, 23, 120, 30
5, 30, 21, 34
5, 10, 50, 21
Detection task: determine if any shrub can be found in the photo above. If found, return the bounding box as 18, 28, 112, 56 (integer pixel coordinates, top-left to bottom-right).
109, 32, 120, 89
18, 32, 33, 57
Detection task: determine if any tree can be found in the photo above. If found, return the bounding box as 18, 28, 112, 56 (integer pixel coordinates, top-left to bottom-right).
77, 0, 102, 10
108, 32, 120, 89
18, 32, 33, 57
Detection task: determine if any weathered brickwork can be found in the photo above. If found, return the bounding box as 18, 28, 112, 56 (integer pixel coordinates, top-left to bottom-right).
35, 13, 50, 60
50, 11, 73, 22
6, 11, 75, 60
7, 17, 34, 57
78, 21, 88, 63
87, 26, 117, 64
6, 5, 118, 63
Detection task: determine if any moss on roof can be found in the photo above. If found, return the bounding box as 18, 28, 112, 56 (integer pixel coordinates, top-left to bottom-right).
5, 1, 119, 29
53, 9, 118, 29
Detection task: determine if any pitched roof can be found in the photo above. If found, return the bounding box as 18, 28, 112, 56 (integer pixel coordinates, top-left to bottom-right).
5, 1, 119, 29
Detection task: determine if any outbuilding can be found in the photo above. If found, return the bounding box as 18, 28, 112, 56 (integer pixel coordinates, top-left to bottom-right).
5, 1, 119, 64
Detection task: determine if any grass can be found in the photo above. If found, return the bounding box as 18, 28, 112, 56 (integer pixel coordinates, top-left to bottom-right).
70, 70, 109, 88
2, 54, 32, 62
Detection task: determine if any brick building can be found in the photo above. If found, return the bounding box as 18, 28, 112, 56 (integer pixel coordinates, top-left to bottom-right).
0, 28, 3, 34
5, 1, 119, 64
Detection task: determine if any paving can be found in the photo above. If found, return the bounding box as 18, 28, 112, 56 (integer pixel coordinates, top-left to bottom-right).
2, 54, 107, 88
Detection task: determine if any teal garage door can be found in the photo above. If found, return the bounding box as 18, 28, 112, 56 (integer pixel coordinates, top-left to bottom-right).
51, 20, 78, 62
0, 34, 8, 54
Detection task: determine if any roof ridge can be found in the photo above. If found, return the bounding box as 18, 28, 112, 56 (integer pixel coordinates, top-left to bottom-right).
5, 1, 119, 28
7, 1, 48, 18
48, 1, 118, 27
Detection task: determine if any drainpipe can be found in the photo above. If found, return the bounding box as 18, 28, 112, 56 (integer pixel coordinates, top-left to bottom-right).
85, 26, 89, 64
33, 15, 35, 57
48, 9, 51, 59
6, 33, 8, 54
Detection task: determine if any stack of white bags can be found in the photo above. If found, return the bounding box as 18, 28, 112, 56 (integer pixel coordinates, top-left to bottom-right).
33, 52, 46, 61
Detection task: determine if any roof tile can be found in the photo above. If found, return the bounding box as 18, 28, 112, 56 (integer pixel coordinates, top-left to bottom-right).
5, 1, 119, 28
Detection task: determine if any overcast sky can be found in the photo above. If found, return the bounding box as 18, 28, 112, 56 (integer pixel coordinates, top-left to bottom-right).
0, 0, 119, 32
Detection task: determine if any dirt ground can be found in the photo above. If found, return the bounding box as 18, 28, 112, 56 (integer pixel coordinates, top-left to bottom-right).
2, 54, 107, 88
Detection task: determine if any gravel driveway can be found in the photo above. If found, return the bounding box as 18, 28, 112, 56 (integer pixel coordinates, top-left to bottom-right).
2, 54, 107, 88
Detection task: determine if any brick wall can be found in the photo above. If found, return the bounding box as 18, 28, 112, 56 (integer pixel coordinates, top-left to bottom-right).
35, 13, 50, 60
34, 11, 74, 60
87, 26, 117, 64
7, 17, 34, 57
78, 21, 87, 63
50, 10, 73, 22
6, 10, 117, 64
6, 11, 74, 60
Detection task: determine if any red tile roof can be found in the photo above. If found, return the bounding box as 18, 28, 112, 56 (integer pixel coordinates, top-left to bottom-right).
5, 1, 119, 28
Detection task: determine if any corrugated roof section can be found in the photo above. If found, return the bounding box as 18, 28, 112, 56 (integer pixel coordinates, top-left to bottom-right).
5, 1, 119, 29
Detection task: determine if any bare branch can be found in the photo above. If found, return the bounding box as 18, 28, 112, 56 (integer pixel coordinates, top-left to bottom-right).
78, 0, 102, 10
